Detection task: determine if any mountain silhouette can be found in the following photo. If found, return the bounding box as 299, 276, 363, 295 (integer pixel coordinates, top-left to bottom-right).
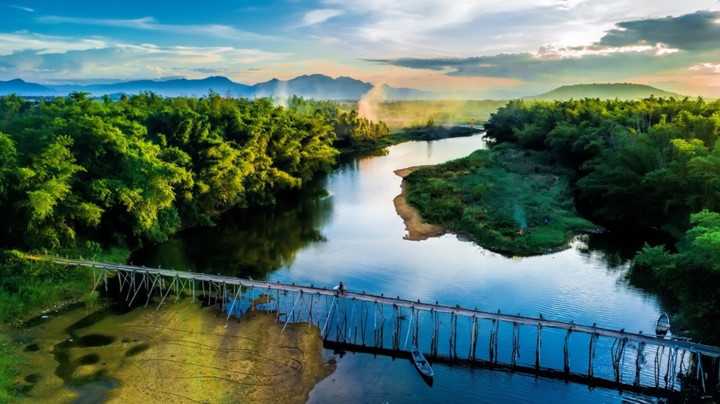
525, 83, 678, 100
0, 79, 56, 96
0, 74, 429, 100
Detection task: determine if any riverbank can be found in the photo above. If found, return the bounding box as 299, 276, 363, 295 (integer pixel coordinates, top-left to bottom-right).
400, 144, 599, 255
393, 167, 445, 241
338, 125, 482, 153
10, 299, 334, 403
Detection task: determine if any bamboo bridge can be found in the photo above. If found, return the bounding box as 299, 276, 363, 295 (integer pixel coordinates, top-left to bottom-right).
26, 254, 720, 399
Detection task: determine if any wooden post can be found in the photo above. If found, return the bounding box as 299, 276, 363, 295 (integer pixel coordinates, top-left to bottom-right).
281, 291, 301, 334
612, 337, 628, 383
536, 323, 543, 370
144, 274, 160, 307
453, 312, 458, 359
350, 299, 358, 345
489, 318, 499, 365
156, 276, 176, 311
634, 341, 645, 386
587, 332, 598, 378
404, 307, 413, 350
413, 308, 419, 348
654, 345, 664, 387
392, 304, 401, 351
563, 328, 572, 375
128, 271, 147, 307
118, 270, 124, 294
321, 296, 336, 340
225, 283, 243, 324
698, 352, 707, 393
470, 315, 479, 360
125, 270, 136, 302
360, 301, 367, 346
511, 322, 520, 367
174, 275, 182, 303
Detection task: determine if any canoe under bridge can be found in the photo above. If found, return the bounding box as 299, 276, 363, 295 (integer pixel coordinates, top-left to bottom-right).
24, 254, 720, 400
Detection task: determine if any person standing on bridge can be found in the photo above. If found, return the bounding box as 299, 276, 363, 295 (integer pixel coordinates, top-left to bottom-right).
337, 281, 347, 296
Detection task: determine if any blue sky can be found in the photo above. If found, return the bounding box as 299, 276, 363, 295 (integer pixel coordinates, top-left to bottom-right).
2, 0, 720, 97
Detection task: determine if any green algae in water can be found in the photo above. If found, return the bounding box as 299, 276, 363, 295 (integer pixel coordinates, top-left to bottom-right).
124, 344, 149, 357
24, 343, 40, 352
77, 354, 100, 365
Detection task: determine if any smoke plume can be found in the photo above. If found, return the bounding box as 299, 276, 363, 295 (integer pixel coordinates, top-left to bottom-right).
358, 84, 387, 122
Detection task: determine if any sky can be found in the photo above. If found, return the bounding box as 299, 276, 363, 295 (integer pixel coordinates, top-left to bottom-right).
1, 0, 720, 98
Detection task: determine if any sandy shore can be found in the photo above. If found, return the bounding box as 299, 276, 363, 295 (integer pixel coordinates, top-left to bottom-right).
14, 300, 334, 404
393, 166, 445, 241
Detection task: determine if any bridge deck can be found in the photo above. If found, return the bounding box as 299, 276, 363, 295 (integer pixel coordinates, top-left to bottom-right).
26, 254, 720, 358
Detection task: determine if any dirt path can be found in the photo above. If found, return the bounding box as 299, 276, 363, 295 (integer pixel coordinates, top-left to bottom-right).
393, 166, 445, 241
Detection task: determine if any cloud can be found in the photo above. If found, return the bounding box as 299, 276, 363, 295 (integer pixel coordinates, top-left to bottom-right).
314, 0, 720, 57
599, 11, 720, 51
536, 43, 680, 59
38, 15, 275, 41
178, 67, 226, 74
0, 31, 107, 55
688, 63, 720, 74
365, 9, 720, 90
300, 9, 344, 27
8, 4, 34, 12
0, 43, 292, 81
367, 49, 698, 84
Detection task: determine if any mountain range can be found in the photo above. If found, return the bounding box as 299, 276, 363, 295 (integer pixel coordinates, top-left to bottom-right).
0, 75, 682, 101
0, 74, 427, 100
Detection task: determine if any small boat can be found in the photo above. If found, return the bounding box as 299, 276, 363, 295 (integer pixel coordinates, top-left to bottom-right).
655, 312, 670, 337
411, 346, 434, 379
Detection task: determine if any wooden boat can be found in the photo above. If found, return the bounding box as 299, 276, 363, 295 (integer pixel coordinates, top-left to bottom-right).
411, 347, 434, 379
655, 312, 670, 337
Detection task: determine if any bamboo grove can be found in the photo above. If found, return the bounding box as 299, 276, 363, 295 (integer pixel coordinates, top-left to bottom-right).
0, 93, 388, 253
485, 97, 720, 342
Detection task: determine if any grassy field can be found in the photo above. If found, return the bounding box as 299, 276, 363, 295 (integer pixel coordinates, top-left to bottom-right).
405, 143, 599, 255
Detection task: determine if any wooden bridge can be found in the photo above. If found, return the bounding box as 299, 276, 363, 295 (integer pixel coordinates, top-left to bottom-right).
26, 254, 720, 398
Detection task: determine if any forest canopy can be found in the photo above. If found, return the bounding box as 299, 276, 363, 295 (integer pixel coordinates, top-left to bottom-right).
484, 96, 720, 340
0, 93, 387, 252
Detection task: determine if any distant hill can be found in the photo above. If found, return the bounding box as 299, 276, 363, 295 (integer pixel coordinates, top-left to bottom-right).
0, 75, 430, 100
526, 83, 679, 100
250, 74, 372, 99
51, 76, 251, 98
0, 79, 56, 96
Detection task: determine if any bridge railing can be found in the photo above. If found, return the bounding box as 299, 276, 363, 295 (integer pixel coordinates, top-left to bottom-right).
25, 254, 720, 398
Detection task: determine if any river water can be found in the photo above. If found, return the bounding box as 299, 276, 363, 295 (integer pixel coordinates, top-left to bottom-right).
129, 135, 669, 403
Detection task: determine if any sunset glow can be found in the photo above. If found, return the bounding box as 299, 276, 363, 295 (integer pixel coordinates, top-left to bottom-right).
1, 1, 719, 98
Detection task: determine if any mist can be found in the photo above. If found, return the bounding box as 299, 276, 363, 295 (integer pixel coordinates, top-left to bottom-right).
358, 84, 387, 122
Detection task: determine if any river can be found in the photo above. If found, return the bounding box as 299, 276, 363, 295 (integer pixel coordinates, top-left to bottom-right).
129, 135, 667, 403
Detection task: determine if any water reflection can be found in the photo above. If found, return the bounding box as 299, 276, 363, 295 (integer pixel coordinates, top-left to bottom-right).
132, 182, 334, 279
579, 229, 675, 271
132, 136, 670, 403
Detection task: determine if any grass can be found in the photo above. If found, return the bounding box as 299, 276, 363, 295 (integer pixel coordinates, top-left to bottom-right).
0, 333, 19, 403
405, 143, 599, 255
